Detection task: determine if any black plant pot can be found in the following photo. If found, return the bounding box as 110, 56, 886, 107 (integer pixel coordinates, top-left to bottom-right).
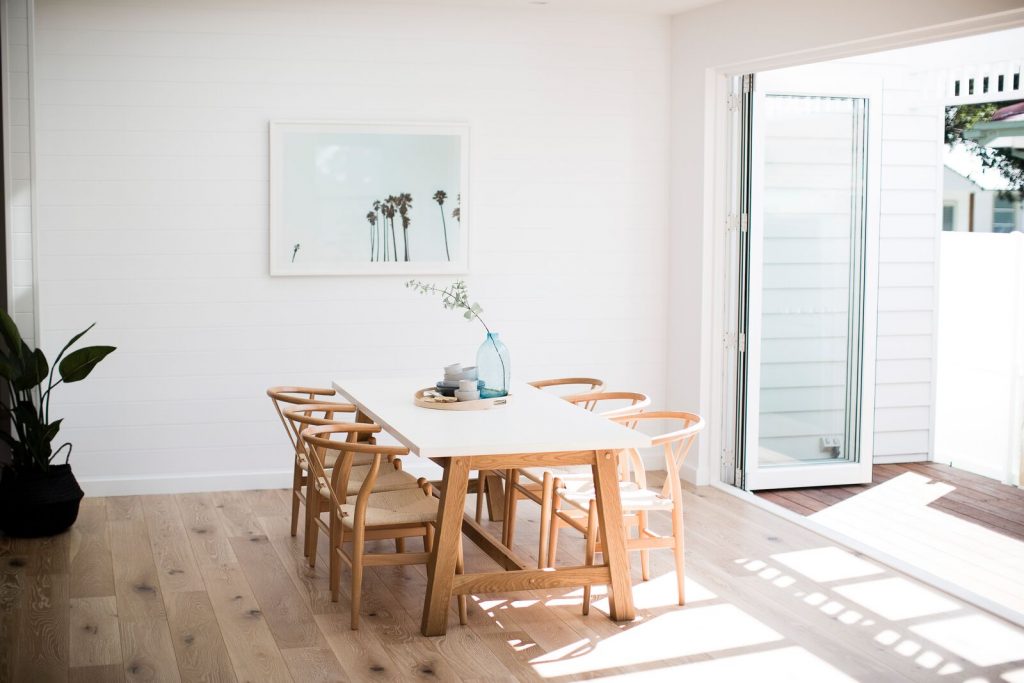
0, 464, 84, 537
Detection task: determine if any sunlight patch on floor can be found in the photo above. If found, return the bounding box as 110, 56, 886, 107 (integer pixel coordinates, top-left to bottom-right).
833, 576, 961, 621
584, 645, 856, 682
770, 546, 885, 583
530, 603, 783, 678
909, 614, 1024, 667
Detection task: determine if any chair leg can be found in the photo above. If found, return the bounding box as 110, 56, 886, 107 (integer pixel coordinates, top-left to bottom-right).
306, 482, 320, 567
395, 537, 405, 553
639, 511, 650, 582
548, 494, 562, 568
671, 503, 685, 606
581, 501, 598, 616
456, 539, 468, 626
537, 472, 553, 569
330, 513, 343, 602
424, 523, 435, 553
474, 470, 488, 523
350, 527, 365, 630
502, 469, 519, 548
290, 465, 303, 537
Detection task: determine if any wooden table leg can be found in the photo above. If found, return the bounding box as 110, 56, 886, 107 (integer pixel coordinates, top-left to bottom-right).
591, 450, 636, 622
484, 473, 505, 522
421, 457, 471, 636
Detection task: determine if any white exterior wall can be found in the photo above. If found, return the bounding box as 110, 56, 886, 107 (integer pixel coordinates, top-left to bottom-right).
30, 0, 671, 494
934, 232, 1024, 484
670, 0, 1024, 484
2, 0, 36, 347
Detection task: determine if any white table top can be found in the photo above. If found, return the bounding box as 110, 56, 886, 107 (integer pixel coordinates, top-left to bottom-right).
332, 377, 652, 459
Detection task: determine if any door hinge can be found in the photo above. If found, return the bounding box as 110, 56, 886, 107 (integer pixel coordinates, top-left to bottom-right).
739, 332, 746, 353
741, 73, 754, 94
740, 212, 749, 233
723, 332, 737, 350
735, 467, 745, 488
726, 213, 738, 233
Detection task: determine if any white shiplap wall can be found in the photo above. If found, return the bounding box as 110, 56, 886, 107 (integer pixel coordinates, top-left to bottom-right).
758, 60, 942, 464
31, 0, 671, 493
3, 0, 36, 347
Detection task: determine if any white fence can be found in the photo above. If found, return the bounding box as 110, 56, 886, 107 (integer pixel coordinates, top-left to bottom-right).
934, 232, 1024, 485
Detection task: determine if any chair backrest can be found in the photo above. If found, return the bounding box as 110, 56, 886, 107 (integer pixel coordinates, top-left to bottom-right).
562, 391, 650, 419
267, 386, 355, 452
300, 423, 410, 510
611, 411, 704, 497
528, 377, 605, 396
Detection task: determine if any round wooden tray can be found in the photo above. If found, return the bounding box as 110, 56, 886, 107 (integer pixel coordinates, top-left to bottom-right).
413, 388, 511, 411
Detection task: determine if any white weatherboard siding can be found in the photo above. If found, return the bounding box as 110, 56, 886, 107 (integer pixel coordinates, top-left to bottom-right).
31, 0, 670, 494
2, 0, 36, 347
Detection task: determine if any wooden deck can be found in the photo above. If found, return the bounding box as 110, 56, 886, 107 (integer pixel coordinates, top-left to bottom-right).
756, 462, 1024, 622
2, 482, 1024, 681
755, 462, 1024, 542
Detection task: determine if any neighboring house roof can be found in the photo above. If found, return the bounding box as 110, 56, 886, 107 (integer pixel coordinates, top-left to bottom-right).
992, 101, 1024, 122
945, 143, 1012, 191
943, 164, 983, 192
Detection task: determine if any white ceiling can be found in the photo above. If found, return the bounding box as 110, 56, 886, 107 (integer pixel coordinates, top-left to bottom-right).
375, 0, 724, 15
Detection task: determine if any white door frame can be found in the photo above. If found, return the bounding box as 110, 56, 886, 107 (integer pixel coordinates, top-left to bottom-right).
703, 10, 1024, 491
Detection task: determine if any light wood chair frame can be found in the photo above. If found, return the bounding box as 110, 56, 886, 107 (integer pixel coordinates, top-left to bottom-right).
473, 378, 607, 528
301, 423, 468, 630
498, 391, 650, 568
284, 405, 413, 564
548, 411, 704, 613
267, 387, 360, 543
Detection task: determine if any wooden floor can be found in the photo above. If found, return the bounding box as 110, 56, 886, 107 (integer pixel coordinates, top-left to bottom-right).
3, 482, 1024, 682
755, 462, 1024, 542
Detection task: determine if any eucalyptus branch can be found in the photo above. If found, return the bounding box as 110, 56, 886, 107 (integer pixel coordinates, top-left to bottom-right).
405, 279, 507, 391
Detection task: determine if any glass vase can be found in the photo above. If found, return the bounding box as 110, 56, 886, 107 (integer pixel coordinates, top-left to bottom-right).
476, 332, 510, 398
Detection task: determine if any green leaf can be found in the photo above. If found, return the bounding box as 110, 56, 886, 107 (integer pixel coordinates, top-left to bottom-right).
52, 323, 96, 369
463, 310, 473, 320
42, 418, 63, 444
59, 345, 116, 383
0, 309, 23, 360
13, 347, 48, 390
471, 303, 483, 314
0, 356, 16, 381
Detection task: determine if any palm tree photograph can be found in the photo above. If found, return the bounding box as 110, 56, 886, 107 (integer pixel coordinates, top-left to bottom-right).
270, 122, 468, 275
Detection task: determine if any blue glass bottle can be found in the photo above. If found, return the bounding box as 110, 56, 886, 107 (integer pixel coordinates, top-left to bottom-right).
476, 332, 510, 398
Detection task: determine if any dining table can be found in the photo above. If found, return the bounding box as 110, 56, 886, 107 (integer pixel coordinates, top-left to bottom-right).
333, 376, 653, 636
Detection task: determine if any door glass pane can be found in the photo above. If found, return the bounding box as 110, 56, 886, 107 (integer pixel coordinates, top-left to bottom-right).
758, 95, 868, 466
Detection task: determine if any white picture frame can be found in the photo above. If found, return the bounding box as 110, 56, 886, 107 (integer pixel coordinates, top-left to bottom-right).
269, 121, 469, 276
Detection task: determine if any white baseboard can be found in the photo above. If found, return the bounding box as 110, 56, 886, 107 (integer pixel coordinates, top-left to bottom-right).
78, 459, 447, 498
79, 470, 295, 497
873, 454, 930, 464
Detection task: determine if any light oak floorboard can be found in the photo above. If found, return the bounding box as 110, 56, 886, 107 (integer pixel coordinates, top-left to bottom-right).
3, 483, 1024, 682
69, 596, 122, 669
164, 591, 237, 683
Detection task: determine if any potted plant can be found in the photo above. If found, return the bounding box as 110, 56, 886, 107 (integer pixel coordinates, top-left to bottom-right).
0, 311, 115, 537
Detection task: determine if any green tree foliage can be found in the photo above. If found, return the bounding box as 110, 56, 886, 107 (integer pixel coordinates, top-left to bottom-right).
945, 101, 1024, 196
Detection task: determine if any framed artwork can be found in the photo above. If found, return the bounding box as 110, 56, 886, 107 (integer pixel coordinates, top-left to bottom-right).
269, 121, 469, 275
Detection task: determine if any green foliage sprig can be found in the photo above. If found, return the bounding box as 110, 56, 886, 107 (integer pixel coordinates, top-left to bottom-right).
405, 280, 506, 390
